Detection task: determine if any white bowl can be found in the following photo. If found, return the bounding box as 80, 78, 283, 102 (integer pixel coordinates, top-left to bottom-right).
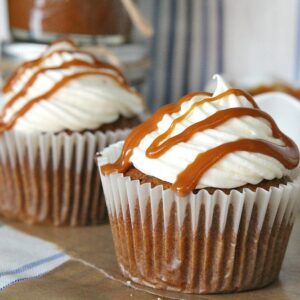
255, 92, 300, 149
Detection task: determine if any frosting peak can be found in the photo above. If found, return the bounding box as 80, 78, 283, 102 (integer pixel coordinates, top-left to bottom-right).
102, 75, 299, 195
1, 39, 145, 133
213, 74, 230, 95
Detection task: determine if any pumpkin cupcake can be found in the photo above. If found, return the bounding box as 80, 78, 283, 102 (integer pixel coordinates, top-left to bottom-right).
98, 75, 299, 293
0, 38, 145, 226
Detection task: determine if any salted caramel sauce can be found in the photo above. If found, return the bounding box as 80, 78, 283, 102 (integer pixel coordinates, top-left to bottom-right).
2, 48, 125, 93
2, 59, 130, 115
146, 89, 258, 157
0, 39, 139, 132
146, 107, 296, 159
174, 138, 298, 196
102, 89, 299, 195
0, 70, 125, 132
101, 91, 211, 174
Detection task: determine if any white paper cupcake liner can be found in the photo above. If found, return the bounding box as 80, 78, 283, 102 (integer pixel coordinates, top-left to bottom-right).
0, 128, 131, 226
97, 142, 300, 294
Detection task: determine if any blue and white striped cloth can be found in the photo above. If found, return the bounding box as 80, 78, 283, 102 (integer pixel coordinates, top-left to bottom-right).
0, 225, 69, 290
137, 0, 300, 109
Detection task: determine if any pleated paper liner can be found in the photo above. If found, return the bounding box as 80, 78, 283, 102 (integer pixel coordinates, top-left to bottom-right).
0, 129, 131, 226
98, 142, 300, 294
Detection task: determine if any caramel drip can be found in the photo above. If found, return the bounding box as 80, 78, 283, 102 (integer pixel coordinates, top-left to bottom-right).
2, 48, 125, 93
101, 91, 211, 174
102, 90, 299, 196
0, 71, 121, 132
2, 59, 130, 115
146, 89, 258, 155
146, 107, 292, 158
174, 138, 297, 196
3, 60, 39, 93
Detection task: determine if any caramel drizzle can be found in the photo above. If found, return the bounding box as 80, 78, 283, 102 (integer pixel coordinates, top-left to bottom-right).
102, 89, 299, 196
0, 71, 123, 132
0, 41, 138, 132
2, 59, 130, 116
101, 91, 211, 173
174, 138, 297, 195
2, 48, 125, 93
146, 89, 258, 156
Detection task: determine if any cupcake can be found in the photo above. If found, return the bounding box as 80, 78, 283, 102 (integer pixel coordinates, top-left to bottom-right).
248, 82, 300, 99
0, 38, 145, 226
98, 75, 300, 294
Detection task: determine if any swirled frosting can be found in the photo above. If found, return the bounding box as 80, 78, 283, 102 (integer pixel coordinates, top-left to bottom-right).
102, 75, 299, 194
1, 39, 145, 133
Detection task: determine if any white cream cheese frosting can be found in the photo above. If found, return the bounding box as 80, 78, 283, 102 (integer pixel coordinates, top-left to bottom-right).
129, 75, 291, 189
2, 39, 145, 133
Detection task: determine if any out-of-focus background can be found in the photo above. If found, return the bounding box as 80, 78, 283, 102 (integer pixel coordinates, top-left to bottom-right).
1, 0, 300, 110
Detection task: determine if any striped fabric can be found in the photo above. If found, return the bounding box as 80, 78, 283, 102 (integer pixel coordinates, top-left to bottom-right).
137, 0, 299, 109
0, 225, 69, 290
139, 0, 224, 109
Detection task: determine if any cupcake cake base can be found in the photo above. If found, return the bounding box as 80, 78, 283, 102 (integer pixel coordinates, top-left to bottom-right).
111, 196, 293, 293
98, 143, 300, 294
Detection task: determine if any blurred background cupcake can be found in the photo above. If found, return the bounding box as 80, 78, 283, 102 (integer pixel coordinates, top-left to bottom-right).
98, 75, 300, 294
0, 38, 146, 226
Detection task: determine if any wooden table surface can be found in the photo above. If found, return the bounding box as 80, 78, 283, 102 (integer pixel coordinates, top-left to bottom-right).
1, 213, 300, 300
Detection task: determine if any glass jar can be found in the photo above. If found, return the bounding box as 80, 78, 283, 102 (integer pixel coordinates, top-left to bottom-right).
8, 0, 132, 45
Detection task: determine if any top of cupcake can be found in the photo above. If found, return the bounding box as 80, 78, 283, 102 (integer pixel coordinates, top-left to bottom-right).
1, 39, 145, 133
102, 75, 299, 196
